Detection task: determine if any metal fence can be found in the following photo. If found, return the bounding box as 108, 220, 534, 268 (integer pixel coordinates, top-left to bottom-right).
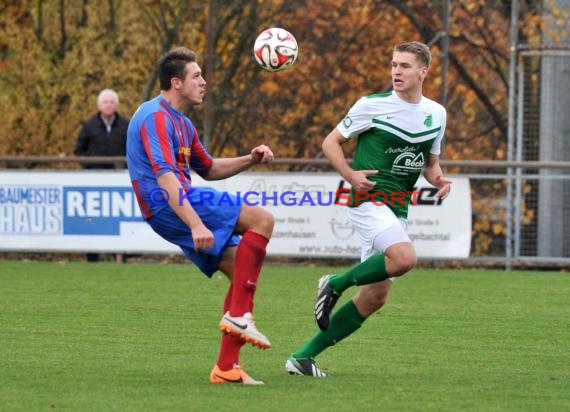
506, 47, 570, 269
466, 164, 570, 268
1, 156, 569, 269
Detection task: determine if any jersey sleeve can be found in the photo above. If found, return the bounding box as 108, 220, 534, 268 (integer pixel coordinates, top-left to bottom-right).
429, 107, 447, 155
139, 111, 177, 177
336, 97, 374, 139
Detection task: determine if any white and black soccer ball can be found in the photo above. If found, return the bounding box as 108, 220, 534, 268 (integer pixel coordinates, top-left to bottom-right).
253, 27, 298, 72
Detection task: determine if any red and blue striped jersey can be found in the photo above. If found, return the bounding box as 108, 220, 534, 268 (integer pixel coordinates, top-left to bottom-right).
127, 96, 213, 219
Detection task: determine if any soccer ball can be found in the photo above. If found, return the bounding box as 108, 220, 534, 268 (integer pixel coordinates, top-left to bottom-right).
253, 28, 298, 72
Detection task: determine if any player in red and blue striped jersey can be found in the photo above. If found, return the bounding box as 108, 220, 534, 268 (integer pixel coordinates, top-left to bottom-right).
127, 47, 274, 385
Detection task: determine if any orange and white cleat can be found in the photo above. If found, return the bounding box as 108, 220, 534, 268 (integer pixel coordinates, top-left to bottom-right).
219, 312, 271, 349
209, 365, 264, 385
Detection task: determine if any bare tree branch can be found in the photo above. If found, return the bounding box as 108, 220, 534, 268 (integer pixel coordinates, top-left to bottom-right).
387, 0, 507, 136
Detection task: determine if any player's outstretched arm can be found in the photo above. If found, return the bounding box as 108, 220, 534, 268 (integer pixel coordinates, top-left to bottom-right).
204, 145, 274, 181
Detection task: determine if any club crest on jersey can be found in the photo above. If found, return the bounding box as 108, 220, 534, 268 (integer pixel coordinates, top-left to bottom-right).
423, 113, 433, 128
342, 116, 353, 129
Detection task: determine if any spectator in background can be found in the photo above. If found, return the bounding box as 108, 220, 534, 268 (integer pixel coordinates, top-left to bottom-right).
74, 88, 129, 169
74, 89, 129, 262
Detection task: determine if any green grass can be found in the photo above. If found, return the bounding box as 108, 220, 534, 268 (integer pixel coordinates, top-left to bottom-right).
1, 261, 569, 412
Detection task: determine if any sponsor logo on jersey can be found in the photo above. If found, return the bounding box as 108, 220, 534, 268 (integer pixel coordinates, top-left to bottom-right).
342, 116, 353, 128
391, 152, 425, 175
385, 146, 418, 154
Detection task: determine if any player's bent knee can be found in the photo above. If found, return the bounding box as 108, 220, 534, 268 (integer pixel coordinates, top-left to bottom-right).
256, 207, 275, 232
391, 257, 416, 276
251, 207, 275, 237
401, 253, 417, 273
238, 205, 275, 237
385, 241, 417, 275
387, 249, 417, 277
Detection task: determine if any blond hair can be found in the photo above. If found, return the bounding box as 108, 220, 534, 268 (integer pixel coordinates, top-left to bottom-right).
394, 41, 431, 67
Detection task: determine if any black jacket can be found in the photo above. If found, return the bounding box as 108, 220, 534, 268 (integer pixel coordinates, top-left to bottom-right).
74, 112, 130, 169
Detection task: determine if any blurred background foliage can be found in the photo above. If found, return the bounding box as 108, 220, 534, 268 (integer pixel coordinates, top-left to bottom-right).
0, 0, 565, 256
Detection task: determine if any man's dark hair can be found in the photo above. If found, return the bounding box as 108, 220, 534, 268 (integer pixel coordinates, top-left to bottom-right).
394, 41, 431, 68
157, 47, 198, 90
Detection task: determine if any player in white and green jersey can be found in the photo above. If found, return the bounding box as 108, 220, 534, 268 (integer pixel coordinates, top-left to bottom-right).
286, 41, 452, 378
344, 90, 446, 217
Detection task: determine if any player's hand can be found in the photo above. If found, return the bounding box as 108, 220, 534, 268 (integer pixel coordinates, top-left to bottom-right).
251, 145, 274, 164
435, 176, 452, 200
190, 224, 215, 251
349, 170, 378, 192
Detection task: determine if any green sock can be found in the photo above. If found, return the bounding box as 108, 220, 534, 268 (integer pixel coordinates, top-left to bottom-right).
292, 300, 366, 359
328, 253, 389, 294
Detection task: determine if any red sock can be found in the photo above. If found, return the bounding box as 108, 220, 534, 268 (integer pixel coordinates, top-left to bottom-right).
217, 333, 243, 371
216, 284, 244, 370
229, 231, 269, 316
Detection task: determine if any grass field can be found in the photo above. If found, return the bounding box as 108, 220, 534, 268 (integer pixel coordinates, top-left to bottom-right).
1, 261, 569, 412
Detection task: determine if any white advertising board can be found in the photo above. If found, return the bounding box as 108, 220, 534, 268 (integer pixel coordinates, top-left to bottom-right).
0, 171, 471, 258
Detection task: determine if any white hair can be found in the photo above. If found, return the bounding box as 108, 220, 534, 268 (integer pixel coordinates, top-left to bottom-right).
97, 89, 119, 105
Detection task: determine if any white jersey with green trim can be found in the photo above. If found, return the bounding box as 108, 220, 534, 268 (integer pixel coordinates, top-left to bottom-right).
336, 90, 446, 218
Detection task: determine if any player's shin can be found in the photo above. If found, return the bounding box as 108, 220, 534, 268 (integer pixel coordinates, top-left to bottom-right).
328, 254, 389, 293
293, 300, 365, 359
216, 284, 244, 370
230, 231, 269, 315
